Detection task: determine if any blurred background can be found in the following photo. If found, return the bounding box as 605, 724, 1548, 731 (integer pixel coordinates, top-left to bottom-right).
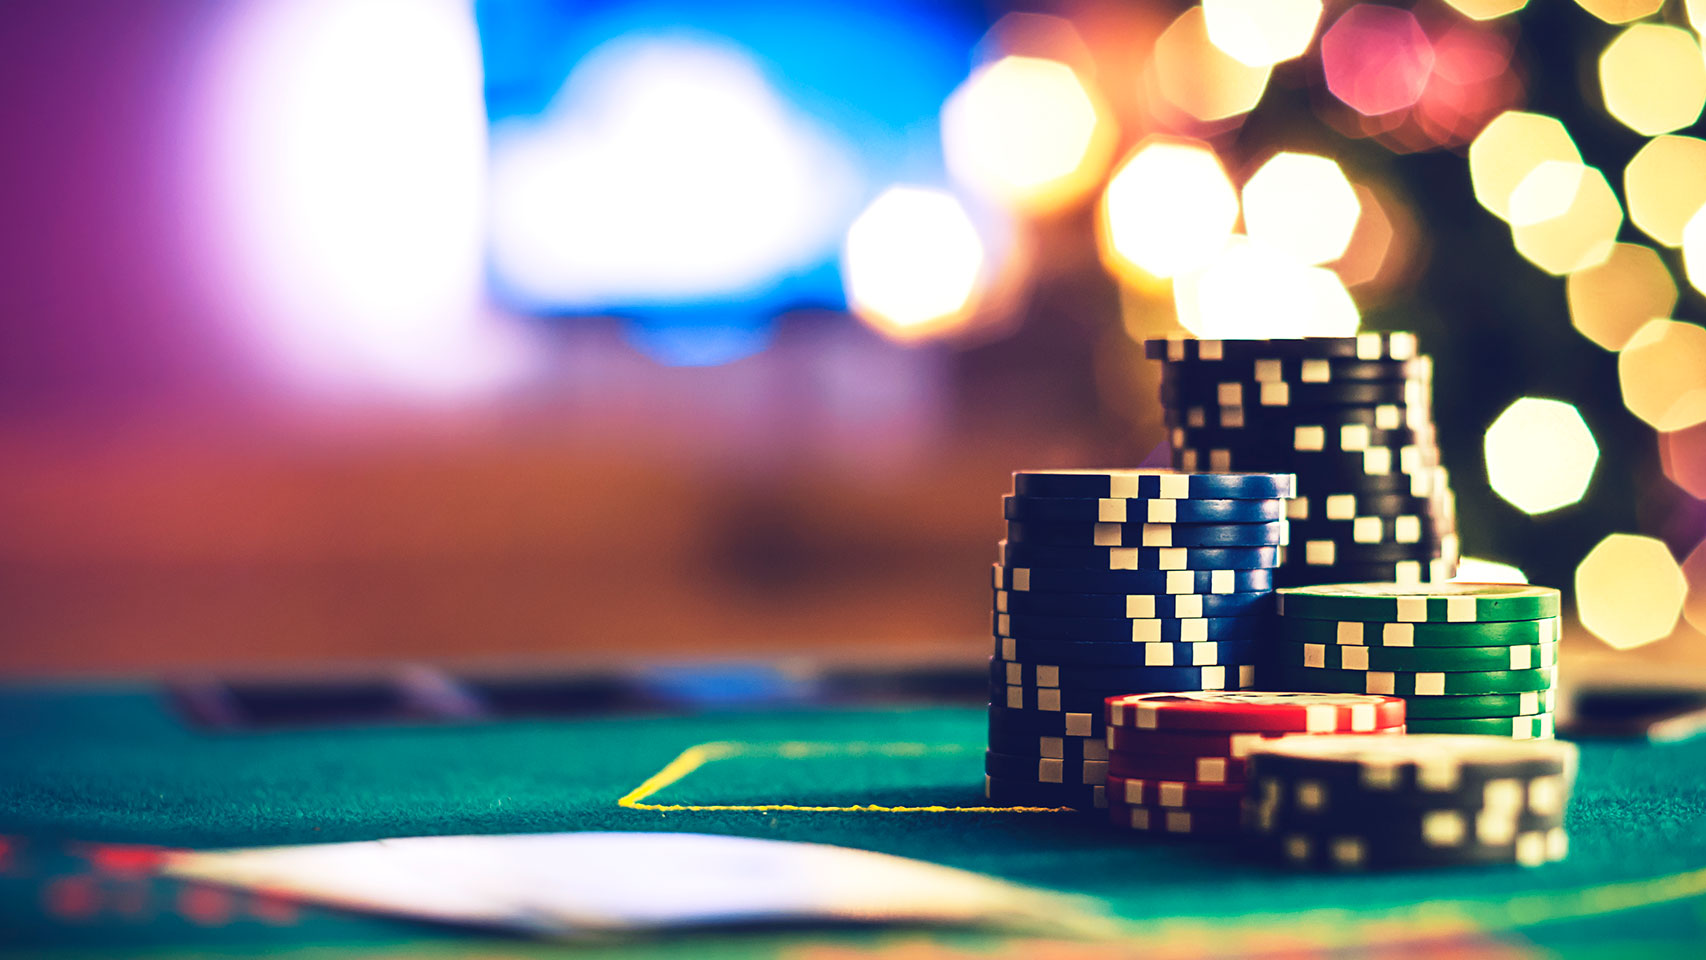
1, 0, 1703, 679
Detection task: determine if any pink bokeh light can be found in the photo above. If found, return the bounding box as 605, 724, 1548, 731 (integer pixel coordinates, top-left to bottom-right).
1321, 5, 1436, 117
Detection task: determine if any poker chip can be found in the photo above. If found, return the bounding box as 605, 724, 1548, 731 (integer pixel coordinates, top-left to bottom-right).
1405, 715, 1556, 738
1110, 802, 1244, 836
1105, 773, 1247, 808
1402, 689, 1556, 719
1108, 751, 1251, 784
994, 564, 1276, 595
994, 611, 1266, 643
983, 774, 1107, 810
1105, 692, 1407, 733
1104, 725, 1403, 757
1243, 735, 1577, 870
1270, 558, 1456, 588
991, 654, 1258, 687
1276, 583, 1564, 623
998, 541, 1283, 571
1284, 538, 1448, 565
1158, 356, 1432, 385
1286, 515, 1450, 546
1286, 491, 1452, 523
1278, 615, 1560, 647
994, 665, 1257, 710
992, 636, 1259, 668
985, 726, 1110, 763
1159, 378, 1425, 410
1173, 423, 1435, 455
1272, 639, 1559, 672
1012, 469, 1296, 500
1003, 495, 1287, 524
993, 588, 1274, 619
1174, 444, 1440, 479
1168, 402, 1431, 432
1145, 334, 1420, 362
986, 704, 1103, 738
1005, 519, 1290, 547
1263, 665, 1557, 695
984, 750, 1108, 787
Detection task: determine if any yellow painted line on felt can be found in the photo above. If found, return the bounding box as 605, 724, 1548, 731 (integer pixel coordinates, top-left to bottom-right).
617, 740, 1064, 813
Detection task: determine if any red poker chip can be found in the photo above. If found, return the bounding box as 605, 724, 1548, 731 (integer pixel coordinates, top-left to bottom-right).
1105, 773, 1245, 809
1105, 725, 1407, 758
1105, 691, 1407, 733
1107, 801, 1242, 836
1108, 751, 1251, 784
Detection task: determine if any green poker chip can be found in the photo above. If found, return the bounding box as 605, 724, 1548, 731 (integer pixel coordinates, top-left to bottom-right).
1276, 582, 1561, 623
1404, 714, 1556, 738
1276, 616, 1560, 647
1264, 665, 1557, 695
1402, 690, 1556, 719
1271, 639, 1557, 673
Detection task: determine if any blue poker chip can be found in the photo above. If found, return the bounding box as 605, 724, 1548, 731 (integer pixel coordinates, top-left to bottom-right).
1172, 423, 1435, 454
991, 665, 1257, 710
1004, 495, 1286, 524
994, 611, 1265, 643
993, 588, 1273, 619
983, 773, 1106, 809
1144, 334, 1420, 362
1160, 377, 1423, 409
992, 636, 1260, 668
984, 750, 1108, 787
1005, 520, 1289, 547
985, 725, 1108, 763
1167, 403, 1431, 432
999, 541, 1283, 571
1172, 444, 1440, 480
1271, 557, 1457, 589
1012, 469, 1295, 500
986, 704, 1107, 738
993, 564, 1275, 595
1153, 356, 1431, 383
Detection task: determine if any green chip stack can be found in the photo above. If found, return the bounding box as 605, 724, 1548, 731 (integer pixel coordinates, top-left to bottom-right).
1267, 583, 1564, 738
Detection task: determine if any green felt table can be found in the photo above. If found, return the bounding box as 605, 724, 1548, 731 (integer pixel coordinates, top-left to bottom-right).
2, 685, 1705, 958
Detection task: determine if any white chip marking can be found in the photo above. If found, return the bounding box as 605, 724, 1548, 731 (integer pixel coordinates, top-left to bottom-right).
1303, 643, 1326, 668
1065, 713, 1093, 737
1342, 646, 1369, 670
1037, 665, 1059, 687
1039, 759, 1064, 783
1128, 595, 1157, 618
1177, 595, 1203, 618
1197, 758, 1227, 783
1325, 494, 1356, 520
1296, 425, 1326, 451
1158, 475, 1189, 499
1384, 623, 1415, 647
1423, 809, 1466, 847
1341, 424, 1370, 450
1160, 782, 1186, 806
1099, 498, 1126, 522
1413, 673, 1446, 695
1145, 499, 1175, 523
1261, 381, 1290, 406
1337, 621, 1363, 646
1094, 522, 1121, 546
1146, 643, 1174, 667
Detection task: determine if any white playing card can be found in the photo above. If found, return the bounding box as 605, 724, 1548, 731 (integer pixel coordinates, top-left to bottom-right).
163, 832, 1110, 937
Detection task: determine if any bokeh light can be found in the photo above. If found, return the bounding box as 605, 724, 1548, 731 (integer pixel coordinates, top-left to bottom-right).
1332, 184, 1396, 289
1452, 557, 1529, 583
1624, 136, 1706, 248
1617, 319, 1706, 432
1173, 235, 1360, 338
1684, 538, 1706, 636
1202, 0, 1322, 68
1100, 140, 1239, 280
1321, 5, 1435, 117
1661, 421, 1706, 499
1575, 534, 1687, 650
1599, 25, 1706, 137
1151, 7, 1272, 123
1406, 21, 1523, 151
1574, 0, 1665, 24
1241, 152, 1361, 267
941, 56, 1111, 214
1684, 206, 1706, 297
1442, 0, 1528, 19
1566, 243, 1677, 351
1468, 112, 1580, 223
1484, 398, 1600, 514
1509, 162, 1623, 275
842, 187, 984, 341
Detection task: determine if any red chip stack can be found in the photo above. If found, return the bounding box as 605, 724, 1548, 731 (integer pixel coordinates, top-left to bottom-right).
1102, 691, 1407, 837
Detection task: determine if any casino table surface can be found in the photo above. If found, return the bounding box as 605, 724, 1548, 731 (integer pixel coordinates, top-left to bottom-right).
3, 684, 1705, 958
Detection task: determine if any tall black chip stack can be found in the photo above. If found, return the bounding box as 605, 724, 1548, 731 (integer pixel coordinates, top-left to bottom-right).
984, 468, 1294, 811
1145, 335, 1460, 588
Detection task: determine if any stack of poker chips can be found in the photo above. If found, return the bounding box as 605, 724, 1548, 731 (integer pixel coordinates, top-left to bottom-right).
984, 469, 1295, 810
1245, 735, 1576, 870
1270, 583, 1561, 738
1101, 692, 1407, 837
1145, 335, 1459, 588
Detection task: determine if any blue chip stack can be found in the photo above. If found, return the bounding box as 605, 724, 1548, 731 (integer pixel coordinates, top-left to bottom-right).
984, 468, 1295, 810
1145, 335, 1460, 589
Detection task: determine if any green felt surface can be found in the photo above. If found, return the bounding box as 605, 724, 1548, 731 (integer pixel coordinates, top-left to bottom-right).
2, 686, 1705, 957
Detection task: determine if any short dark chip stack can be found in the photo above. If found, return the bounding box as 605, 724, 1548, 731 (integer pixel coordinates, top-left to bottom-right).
985, 469, 1295, 810
1144, 335, 1458, 588
1245, 735, 1577, 870
1101, 691, 1407, 837
1271, 583, 1563, 738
